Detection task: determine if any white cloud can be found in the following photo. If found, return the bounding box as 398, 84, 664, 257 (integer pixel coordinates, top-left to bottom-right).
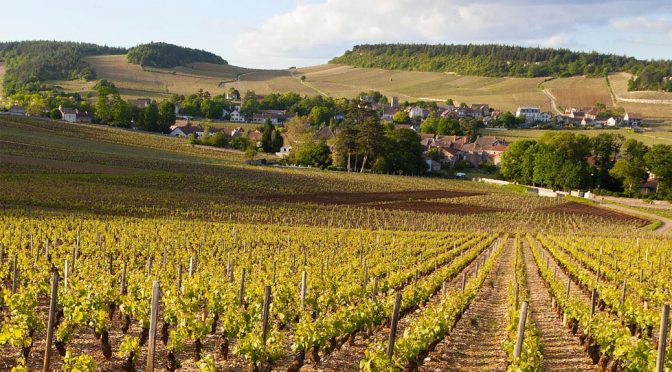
234, 0, 672, 66
611, 17, 672, 39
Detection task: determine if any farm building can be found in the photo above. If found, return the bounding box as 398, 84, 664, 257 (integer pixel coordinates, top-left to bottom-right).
8, 105, 26, 115
170, 125, 202, 138
624, 112, 643, 126
59, 106, 78, 123
230, 110, 245, 122
128, 98, 152, 108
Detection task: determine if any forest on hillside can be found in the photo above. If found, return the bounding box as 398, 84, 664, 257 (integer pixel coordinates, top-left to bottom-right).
126, 42, 227, 68
0, 41, 228, 95
0, 41, 126, 95
331, 44, 672, 91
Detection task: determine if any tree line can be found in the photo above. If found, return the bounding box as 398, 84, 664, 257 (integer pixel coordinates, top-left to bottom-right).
286, 101, 427, 175
500, 132, 672, 199
93, 80, 176, 131
331, 44, 672, 91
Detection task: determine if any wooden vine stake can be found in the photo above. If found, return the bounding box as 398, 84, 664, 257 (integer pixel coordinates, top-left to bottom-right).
387, 292, 402, 358
11, 254, 17, 293
120, 262, 128, 296
590, 289, 598, 317
177, 265, 183, 293
513, 301, 529, 361
620, 280, 627, 308
239, 268, 246, 306
146, 281, 161, 372
64, 260, 69, 293
655, 304, 670, 372
43, 271, 59, 372
261, 286, 271, 343
300, 271, 307, 308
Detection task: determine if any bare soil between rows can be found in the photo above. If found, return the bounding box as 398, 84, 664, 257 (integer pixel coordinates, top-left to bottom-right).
540, 202, 649, 226
369, 201, 505, 215
253, 190, 486, 205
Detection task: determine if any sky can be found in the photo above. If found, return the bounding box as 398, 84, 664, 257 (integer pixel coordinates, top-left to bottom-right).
1, 0, 671, 69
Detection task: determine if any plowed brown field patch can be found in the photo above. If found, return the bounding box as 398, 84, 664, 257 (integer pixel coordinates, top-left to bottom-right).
254, 189, 485, 205
370, 201, 504, 215
541, 202, 649, 226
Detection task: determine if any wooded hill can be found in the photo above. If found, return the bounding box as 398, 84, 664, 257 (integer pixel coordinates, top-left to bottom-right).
126, 42, 227, 68
0, 41, 228, 95
331, 44, 672, 91
0, 41, 126, 95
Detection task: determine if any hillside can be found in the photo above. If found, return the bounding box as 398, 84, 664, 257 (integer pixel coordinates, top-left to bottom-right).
126, 42, 227, 67
331, 44, 672, 92
0, 41, 126, 94
48, 55, 317, 100
43, 57, 672, 118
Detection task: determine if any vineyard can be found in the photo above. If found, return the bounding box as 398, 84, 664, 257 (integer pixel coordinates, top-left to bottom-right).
1, 116, 671, 371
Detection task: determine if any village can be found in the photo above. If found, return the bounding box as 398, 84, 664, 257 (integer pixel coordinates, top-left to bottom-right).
2, 91, 647, 175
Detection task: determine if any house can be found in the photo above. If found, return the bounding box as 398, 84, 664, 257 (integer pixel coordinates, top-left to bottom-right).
605, 117, 619, 127
227, 91, 241, 101
424, 158, 442, 173
275, 145, 292, 158
359, 95, 376, 104
247, 130, 263, 146
230, 110, 245, 122
251, 110, 290, 125
59, 105, 78, 123
222, 127, 245, 138
624, 112, 643, 126
471, 104, 490, 116
315, 126, 335, 141
427, 135, 508, 168
381, 106, 399, 121
515, 106, 542, 123
406, 106, 429, 119
170, 124, 204, 138
639, 180, 658, 194
389, 96, 399, 108
58, 105, 93, 123
8, 105, 26, 115
539, 112, 552, 122
128, 98, 152, 108
78, 112, 94, 124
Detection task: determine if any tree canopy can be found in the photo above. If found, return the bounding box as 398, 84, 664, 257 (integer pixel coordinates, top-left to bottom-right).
126, 42, 226, 68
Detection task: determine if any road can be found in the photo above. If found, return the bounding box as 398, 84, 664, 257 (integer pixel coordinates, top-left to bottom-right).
541, 88, 562, 115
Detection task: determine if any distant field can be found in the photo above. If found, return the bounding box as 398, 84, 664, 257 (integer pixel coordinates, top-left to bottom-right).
48, 55, 314, 100
543, 76, 613, 109
482, 127, 672, 146
39, 57, 672, 118
607, 72, 672, 117
297, 64, 552, 112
